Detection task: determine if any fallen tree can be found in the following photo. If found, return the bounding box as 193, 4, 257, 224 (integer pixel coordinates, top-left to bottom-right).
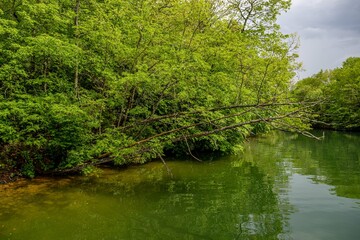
49, 100, 322, 174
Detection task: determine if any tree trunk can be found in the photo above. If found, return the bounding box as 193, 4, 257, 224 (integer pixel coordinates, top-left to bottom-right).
74, 0, 81, 98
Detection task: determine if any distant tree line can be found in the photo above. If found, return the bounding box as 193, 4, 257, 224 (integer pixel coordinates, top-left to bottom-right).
292, 57, 360, 131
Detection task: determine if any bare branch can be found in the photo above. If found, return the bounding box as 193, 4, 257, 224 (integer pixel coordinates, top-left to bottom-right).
158, 154, 173, 177
122, 101, 322, 130
49, 101, 323, 174
183, 135, 203, 162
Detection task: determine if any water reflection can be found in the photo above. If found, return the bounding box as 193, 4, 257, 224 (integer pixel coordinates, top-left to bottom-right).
1, 159, 292, 239
243, 131, 360, 240
1, 131, 359, 239
260, 131, 360, 200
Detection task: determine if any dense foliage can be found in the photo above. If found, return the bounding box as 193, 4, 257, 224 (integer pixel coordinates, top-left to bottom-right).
0, 0, 303, 178
292, 57, 360, 130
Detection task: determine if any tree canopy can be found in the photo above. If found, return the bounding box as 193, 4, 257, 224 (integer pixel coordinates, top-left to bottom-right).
0, 0, 308, 178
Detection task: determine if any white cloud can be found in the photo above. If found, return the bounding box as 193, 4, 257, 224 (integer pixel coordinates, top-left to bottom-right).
277, 0, 360, 78
291, 0, 339, 8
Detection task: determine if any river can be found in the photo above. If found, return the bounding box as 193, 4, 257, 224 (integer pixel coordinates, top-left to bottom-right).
1, 131, 360, 239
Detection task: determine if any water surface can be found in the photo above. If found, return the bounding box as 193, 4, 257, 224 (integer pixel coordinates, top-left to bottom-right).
1, 131, 360, 239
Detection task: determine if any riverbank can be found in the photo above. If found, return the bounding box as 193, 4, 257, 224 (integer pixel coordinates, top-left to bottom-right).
0, 169, 21, 184
0, 130, 324, 185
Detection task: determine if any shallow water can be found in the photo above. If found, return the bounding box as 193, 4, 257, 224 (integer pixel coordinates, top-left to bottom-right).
1, 131, 360, 239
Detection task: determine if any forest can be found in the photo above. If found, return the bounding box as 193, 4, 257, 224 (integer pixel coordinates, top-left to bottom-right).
292, 57, 360, 131
0, 0, 358, 180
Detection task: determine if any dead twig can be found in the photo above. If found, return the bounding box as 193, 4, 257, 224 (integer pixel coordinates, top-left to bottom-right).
158, 154, 173, 178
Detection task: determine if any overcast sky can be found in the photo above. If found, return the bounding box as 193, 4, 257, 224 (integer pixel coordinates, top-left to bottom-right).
277, 0, 360, 80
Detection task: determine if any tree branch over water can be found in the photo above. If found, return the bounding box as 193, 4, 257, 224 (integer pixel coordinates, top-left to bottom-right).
51, 101, 322, 174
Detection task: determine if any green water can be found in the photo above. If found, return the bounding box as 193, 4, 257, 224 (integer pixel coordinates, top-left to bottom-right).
1, 131, 360, 240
